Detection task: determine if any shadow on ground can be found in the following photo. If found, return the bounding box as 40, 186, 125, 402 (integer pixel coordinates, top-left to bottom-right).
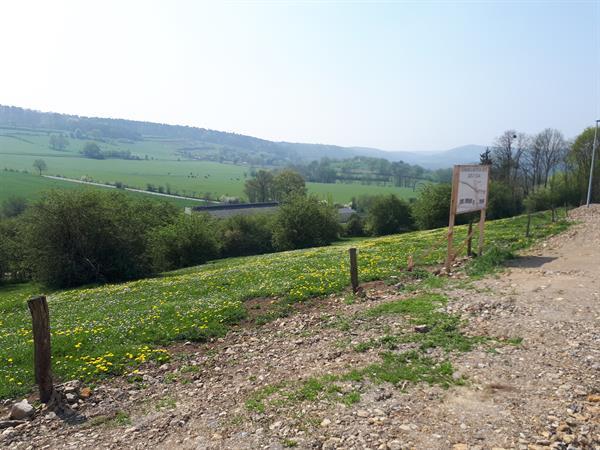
505, 256, 557, 268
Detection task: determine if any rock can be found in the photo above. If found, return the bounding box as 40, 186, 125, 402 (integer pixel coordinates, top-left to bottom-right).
66, 393, 78, 403
320, 418, 331, 427
0, 420, 26, 429
9, 400, 34, 420
414, 325, 430, 333
269, 421, 282, 430
452, 445, 468, 450
388, 440, 402, 450
586, 394, 600, 402
80, 387, 92, 399
356, 410, 369, 418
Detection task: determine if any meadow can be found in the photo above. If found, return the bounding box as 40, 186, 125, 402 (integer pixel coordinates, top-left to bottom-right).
0, 212, 568, 399
0, 128, 420, 203
0, 171, 197, 209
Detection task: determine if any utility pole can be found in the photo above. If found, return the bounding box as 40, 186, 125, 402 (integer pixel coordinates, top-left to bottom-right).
586, 120, 600, 207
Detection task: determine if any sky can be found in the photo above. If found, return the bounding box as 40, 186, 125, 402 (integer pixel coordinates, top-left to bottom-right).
0, 0, 598, 151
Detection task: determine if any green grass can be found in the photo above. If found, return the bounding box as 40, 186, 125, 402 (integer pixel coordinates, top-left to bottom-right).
0, 128, 419, 203
0, 170, 200, 209
0, 212, 569, 399
356, 293, 487, 353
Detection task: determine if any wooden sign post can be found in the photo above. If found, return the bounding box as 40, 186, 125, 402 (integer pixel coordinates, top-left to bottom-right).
446, 165, 490, 267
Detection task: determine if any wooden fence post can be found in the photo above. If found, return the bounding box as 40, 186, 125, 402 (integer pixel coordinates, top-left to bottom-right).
28, 296, 54, 403
467, 221, 473, 257
526, 212, 532, 238
349, 248, 359, 293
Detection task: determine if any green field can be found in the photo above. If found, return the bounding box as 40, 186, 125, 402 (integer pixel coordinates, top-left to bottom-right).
0, 171, 199, 209
0, 212, 568, 399
0, 128, 421, 204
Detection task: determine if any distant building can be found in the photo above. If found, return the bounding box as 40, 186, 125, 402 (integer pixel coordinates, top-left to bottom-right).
189, 202, 356, 222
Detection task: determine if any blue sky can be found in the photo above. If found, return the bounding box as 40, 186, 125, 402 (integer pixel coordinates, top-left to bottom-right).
0, 0, 598, 151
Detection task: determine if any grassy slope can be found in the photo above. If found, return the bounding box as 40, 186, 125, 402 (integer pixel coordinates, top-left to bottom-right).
1, 129, 419, 203
0, 171, 198, 209
0, 212, 569, 399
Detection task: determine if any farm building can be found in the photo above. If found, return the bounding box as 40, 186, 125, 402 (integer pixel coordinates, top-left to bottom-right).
187, 202, 356, 222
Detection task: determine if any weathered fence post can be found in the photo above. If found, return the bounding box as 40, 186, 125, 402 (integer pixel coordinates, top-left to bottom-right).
564, 203, 569, 219
467, 221, 473, 257
526, 212, 532, 238
28, 296, 54, 403
349, 248, 359, 293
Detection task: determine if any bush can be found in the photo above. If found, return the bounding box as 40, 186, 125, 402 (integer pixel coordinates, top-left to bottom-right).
487, 181, 523, 220
366, 195, 413, 236
0, 218, 29, 283
272, 195, 340, 250
220, 214, 274, 257
411, 184, 452, 230
524, 187, 554, 213
149, 214, 220, 271
24, 190, 178, 288
343, 213, 366, 237
1, 196, 27, 218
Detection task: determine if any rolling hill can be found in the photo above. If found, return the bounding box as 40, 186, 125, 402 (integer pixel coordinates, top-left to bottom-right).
0, 105, 485, 169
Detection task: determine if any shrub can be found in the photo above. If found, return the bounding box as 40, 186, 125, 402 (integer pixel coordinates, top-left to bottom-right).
411, 184, 452, 230
220, 214, 274, 257
524, 187, 554, 213
0, 218, 29, 283
1, 196, 27, 218
487, 181, 523, 220
343, 213, 366, 237
272, 195, 339, 250
366, 195, 413, 236
24, 190, 178, 288
149, 214, 220, 271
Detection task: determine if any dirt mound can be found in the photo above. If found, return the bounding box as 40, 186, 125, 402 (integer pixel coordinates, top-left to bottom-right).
569, 203, 600, 219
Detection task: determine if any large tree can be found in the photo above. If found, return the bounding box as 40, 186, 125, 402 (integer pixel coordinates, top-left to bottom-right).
244, 170, 275, 202
273, 170, 306, 201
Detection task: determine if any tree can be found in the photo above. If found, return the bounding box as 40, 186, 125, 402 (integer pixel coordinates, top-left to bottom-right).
366, 195, 413, 236
24, 190, 178, 287
479, 148, 492, 165
527, 128, 566, 189
244, 170, 274, 202
273, 170, 306, 201
81, 142, 104, 159
49, 134, 69, 151
272, 195, 339, 250
32, 159, 47, 175
568, 127, 600, 203
411, 183, 452, 230
492, 130, 529, 187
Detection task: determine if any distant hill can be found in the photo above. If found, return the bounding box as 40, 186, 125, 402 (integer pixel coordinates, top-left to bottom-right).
0, 105, 485, 169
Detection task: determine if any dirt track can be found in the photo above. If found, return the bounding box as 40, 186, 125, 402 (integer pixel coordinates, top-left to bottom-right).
2, 207, 599, 450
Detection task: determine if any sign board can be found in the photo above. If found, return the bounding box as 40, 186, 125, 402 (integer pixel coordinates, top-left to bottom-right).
446, 164, 490, 267
455, 165, 489, 214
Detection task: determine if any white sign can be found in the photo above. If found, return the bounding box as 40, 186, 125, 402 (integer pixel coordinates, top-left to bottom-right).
455, 165, 489, 214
